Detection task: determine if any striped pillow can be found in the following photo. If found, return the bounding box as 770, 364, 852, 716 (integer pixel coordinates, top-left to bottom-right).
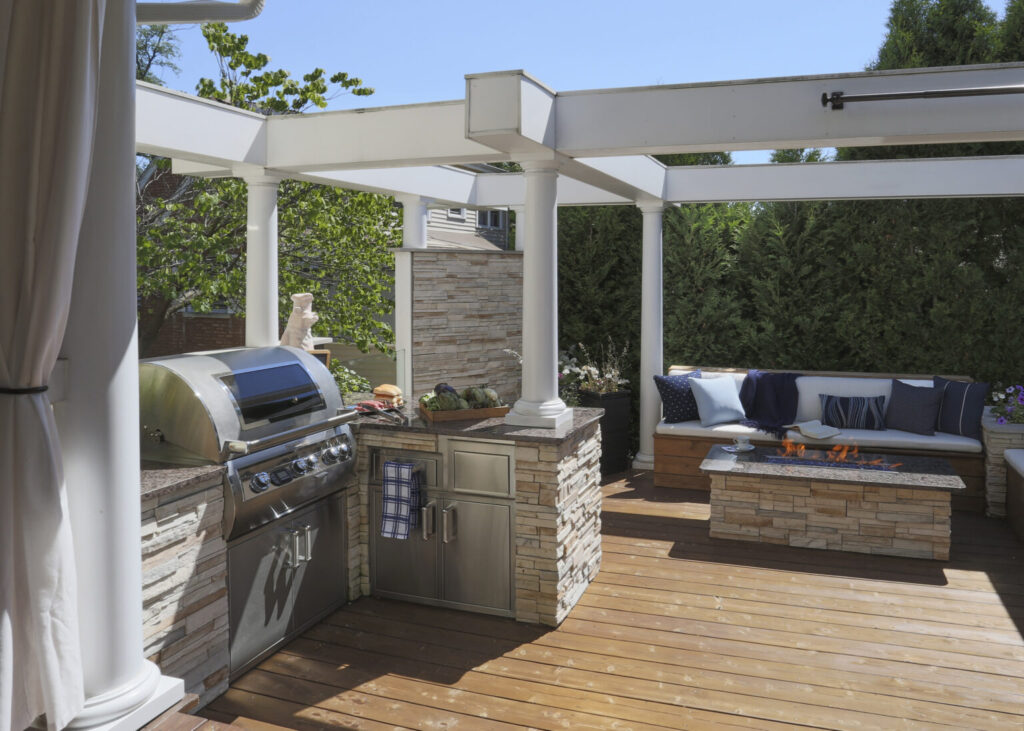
819, 394, 886, 431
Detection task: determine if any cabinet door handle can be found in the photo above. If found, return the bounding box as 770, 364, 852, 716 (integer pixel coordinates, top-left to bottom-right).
286, 529, 301, 568
442, 503, 457, 544
421, 501, 436, 541
301, 523, 312, 562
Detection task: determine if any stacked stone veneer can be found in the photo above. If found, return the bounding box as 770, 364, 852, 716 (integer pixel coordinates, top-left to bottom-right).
355, 422, 603, 626
982, 413, 1024, 517
141, 477, 228, 705
709, 475, 952, 561
514, 423, 603, 626
410, 250, 522, 404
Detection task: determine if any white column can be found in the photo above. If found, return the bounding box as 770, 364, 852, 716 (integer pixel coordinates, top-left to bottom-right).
393, 250, 414, 396
56, 1, 181, 728
506, 161, 572, 430
396, 194, 429, 249
244, 175, 280, 347
633, 202, 664, 469
510, 205, 525, 252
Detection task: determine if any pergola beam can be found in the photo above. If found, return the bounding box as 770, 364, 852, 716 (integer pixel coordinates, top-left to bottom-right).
665, 155, 1024, 202
553, 64, 1024, 157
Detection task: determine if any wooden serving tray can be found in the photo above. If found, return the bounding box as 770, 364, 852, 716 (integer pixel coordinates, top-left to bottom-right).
419, 403, 510, 423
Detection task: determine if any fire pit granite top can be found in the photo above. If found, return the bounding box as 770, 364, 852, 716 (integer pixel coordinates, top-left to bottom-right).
700, 445, 965, 492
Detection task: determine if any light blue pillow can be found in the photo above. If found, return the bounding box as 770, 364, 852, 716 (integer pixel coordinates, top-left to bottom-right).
689, 376, 746, 427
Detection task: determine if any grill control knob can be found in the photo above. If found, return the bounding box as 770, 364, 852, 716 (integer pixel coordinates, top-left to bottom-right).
321, 445, 342, 464
338, 442, 352, 460
249, 472, 271, 493
291, 457, 310, 475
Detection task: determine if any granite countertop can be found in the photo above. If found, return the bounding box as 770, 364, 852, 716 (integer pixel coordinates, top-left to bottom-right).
699, 445, 965, 491
141, 461, 224, 501
353, 404, 603, 444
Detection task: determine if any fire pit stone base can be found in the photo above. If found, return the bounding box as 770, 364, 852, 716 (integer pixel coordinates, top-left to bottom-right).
708, 474, 951, 560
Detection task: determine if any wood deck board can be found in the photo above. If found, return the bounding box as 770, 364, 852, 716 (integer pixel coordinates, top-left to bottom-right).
203, 471, 1024, 730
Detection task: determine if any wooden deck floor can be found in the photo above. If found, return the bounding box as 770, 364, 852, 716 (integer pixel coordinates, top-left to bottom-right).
202, 471, 1024, 730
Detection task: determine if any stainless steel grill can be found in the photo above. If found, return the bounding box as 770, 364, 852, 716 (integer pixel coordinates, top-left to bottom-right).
139, 345, 357, 676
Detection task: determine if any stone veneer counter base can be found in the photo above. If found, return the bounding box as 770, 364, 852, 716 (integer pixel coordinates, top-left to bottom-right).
357, 407, 604, 626
701, 446, 964, 561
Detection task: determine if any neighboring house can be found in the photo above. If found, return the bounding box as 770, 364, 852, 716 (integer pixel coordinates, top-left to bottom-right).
427, 206, 509, 250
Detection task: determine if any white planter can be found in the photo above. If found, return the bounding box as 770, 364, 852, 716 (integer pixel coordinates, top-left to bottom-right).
982, 408, 1024, 517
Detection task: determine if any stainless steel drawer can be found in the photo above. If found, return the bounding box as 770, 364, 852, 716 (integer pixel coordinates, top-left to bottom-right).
371, 449, 441, 488
445, 438, 515, 497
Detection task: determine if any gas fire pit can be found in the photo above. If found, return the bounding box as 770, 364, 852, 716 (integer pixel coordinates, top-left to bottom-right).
700, 443, 965, 560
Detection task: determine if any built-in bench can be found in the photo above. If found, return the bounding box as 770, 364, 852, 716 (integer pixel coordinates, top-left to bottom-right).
654, 367, 986, 513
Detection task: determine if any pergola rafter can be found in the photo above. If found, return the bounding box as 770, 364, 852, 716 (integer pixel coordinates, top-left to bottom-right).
136, 61, 1024, 453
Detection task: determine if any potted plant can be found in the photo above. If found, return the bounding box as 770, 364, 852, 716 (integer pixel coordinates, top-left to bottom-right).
559, 341, 631, 475
984, 384, 1024, 516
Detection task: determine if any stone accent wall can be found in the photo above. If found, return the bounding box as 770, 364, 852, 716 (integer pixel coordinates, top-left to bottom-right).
411, 251, 522, 404
141, 479, 228, 705
709, 475, 952, 561
514, 423, 603, 626
982, 414, 1024, 517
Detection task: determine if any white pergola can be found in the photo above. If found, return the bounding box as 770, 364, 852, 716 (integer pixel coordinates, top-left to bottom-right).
6, 4, 1024, 725
137, 62, 1024, 461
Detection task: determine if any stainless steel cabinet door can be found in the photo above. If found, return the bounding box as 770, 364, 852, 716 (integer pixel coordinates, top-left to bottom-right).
227, 515, 304, 674
289, 493, 347, 631
440, 498, 511, 612
371, 488, 439, 600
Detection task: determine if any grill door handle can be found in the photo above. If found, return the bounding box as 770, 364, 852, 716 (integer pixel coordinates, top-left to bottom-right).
301, 523, 312, 562
421, 501, 436, 541
442, 503, 457, 544
286, 529, 301, 568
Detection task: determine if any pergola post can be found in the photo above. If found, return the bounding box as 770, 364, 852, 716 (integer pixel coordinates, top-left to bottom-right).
506, 161, 571, 429
243, 174, 280, 347
56, 1, 180, 726
393, 195, 429, 396
633, 202, 664, 469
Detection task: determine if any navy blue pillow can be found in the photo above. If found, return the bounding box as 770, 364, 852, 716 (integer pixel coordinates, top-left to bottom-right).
820, 394, 886, 431
935, 376, 988, 440
654, 370, 702, 423
886, 380, 943, 436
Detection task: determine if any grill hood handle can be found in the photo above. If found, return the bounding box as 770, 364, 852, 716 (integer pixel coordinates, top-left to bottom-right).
221, 409, 359, 459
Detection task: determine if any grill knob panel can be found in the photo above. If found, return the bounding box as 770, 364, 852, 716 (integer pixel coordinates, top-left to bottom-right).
249, 472, 271, 493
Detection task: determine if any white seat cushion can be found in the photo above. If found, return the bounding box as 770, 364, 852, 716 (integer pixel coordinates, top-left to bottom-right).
1006, 449, 1024, 476
655, 420, 981, 453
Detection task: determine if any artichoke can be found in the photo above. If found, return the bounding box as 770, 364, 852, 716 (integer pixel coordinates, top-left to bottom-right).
462, 386, 487, 406
436, 391, 461, 410
457, 397, 470, 410
483, 388, 500, 407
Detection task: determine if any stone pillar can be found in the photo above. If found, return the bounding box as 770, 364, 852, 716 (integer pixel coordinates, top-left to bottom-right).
396, 194, 429, 250
244, 175, 280, 347
633, 202, 664, 469
393, 196, 428, 396
511, 205, 525, 252
506, 161, 571, 430
56, 1, 181, 727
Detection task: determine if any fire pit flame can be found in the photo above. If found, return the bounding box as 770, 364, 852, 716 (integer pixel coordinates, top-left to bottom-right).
774, 439, 902, 470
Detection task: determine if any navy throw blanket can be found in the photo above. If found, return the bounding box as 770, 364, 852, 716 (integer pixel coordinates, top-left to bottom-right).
739, 370, 801, 439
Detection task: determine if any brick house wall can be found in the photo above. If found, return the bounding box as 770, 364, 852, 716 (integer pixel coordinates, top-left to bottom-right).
145, 312, 246, 358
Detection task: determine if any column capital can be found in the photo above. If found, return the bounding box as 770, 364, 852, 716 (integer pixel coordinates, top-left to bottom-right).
394, 193, 433, 208
637, 199, 665, 215
232, 164, 281, 186
520, 159, 560, 174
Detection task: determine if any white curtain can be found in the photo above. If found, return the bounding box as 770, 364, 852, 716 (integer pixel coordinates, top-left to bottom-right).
0, 2, 107, 729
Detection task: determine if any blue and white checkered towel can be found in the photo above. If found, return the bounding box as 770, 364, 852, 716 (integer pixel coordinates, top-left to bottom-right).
380, 461, 423, 540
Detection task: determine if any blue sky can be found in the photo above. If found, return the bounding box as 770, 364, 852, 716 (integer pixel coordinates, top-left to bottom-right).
159, 0, 1000, 163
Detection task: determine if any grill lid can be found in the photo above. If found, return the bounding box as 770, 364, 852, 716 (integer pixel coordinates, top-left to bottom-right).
140, 346, 343, 464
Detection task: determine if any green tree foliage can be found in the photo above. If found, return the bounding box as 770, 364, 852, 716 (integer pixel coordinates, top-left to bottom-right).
136, 24, 398, 356
136, 25, 180, 85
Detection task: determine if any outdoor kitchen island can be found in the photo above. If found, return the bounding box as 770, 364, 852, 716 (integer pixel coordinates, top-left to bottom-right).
353, 406, 604, 627
701, 445, 965, 561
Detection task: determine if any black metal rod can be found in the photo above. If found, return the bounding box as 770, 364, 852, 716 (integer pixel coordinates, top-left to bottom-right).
822, 84, 1024, 110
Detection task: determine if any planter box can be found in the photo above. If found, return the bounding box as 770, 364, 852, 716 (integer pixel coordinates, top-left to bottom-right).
579, 390, 631, 475
418, 403, 510, 423
982, 409, 1024, 517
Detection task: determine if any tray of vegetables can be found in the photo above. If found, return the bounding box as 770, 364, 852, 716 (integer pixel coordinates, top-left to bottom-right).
418, 383, 509, 422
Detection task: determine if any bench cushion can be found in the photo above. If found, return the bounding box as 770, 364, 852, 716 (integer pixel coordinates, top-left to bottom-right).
1006, 449, 1024, 476
655, 419, 982, 453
